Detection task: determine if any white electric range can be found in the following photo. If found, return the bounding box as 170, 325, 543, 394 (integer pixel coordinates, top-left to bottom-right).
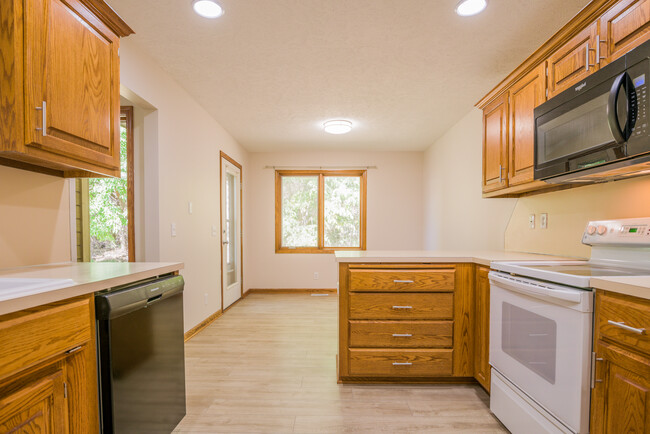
488, 218, 650, 434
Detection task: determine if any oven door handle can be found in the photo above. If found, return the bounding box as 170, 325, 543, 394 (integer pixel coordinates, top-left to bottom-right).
489, 273, 583, 303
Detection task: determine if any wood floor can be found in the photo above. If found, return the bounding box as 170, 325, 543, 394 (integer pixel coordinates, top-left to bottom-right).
174, 293, 507, 433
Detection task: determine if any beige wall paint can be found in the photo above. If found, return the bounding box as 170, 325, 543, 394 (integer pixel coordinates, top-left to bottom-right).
245, 151, 424, 290
0, 166, 71, 268
505, 176, 650, 258
120, 39, 249, 332
423, 109, 517, 250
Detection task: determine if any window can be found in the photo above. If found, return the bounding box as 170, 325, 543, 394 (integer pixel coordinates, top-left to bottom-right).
275, 170, 367, 253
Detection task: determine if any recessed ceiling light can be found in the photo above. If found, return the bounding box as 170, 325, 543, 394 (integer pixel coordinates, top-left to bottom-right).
455, 0, 487, 16
323, 120, 353, 135
192, 0, 224, 18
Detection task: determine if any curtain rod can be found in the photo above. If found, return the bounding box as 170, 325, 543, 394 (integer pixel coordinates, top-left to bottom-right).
264, 165, 378, 170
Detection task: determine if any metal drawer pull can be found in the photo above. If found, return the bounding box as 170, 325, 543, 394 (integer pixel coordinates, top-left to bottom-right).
392, 333, 412, 337
392, 362, 412, 366
35, 101, 47, 136
393, 280, 414, 283
608, 320, 646, 335
392, 305, 412, 309
65, 345, 83, 354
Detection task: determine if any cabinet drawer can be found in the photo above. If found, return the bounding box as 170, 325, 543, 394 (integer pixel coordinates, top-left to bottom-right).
349, 269, 454, 292
0, 297, 92, 380
348, 349, 453, 377
349, 293, 453, 320
349, 321, 453, 348
598, 292, 650, 356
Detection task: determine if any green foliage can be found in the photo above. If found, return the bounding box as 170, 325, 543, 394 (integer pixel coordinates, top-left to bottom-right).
88, 125, 128, 260
324, 177, 360, 247
281, 176, 318, 247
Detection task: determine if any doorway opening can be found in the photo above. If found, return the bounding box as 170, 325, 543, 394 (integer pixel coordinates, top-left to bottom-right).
220, 151, 243, 310
76, 107, 135, 262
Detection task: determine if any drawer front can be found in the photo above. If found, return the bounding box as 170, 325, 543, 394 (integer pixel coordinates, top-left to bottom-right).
349, 293, 453, 320
349, 269, 455, 292
349, 320, 453, 348
598, 292, 650, 355
0, 297, 92, 380
348, 349, 453, 376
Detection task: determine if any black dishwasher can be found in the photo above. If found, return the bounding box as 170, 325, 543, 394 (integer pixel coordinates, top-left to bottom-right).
95, 275, 186, 434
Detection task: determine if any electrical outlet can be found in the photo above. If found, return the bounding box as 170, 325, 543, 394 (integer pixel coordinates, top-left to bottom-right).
540, 213, 548, 229
188, 201, 193, 214
313, 272, 319, 280
529, 214, 535, 229
171, 223, 177, 237
204, 292, 208, 305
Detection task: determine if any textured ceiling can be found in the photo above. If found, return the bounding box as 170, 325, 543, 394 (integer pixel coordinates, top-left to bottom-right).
109, 0, 591, 151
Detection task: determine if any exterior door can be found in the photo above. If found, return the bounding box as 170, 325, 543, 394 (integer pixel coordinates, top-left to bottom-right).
221, 156, 242, 309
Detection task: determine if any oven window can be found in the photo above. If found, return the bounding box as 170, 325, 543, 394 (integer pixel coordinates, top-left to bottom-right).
537, 92, 613, 165
502, 302, 557, 384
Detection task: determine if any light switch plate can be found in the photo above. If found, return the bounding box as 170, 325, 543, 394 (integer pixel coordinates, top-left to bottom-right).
529, 214, 535, 229
540, 213, 548, 229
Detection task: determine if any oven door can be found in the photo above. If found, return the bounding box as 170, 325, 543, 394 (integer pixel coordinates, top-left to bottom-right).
534, 57, 640, 181
489, 272, 593, 433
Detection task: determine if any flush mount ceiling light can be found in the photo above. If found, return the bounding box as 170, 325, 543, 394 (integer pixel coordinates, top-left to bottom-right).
455, 0, 487, 16
323, 120, 353, 135
192, 0, 224, 18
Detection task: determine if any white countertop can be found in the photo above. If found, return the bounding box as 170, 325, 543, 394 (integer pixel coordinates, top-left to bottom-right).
0, 262, 184, 316
591, 276, 650, 300
334, 250, 578, 267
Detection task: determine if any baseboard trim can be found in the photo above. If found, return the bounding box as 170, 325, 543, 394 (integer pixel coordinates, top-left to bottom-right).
184, 309, 223, 342
246, 288, 337, 294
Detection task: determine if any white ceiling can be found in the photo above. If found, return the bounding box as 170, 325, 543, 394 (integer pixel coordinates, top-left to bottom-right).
109, 0, 590, 152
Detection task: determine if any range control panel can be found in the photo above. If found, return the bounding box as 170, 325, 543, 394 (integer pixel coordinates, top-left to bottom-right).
582, 218, 650, 246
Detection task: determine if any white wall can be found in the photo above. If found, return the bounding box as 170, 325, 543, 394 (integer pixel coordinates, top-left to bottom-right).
245, 151, 425, 290
423, 109, 517, 250
119, 39, 249, 332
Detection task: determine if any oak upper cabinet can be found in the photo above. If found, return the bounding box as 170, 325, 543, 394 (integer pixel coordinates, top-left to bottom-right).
599, 0, 650, 66
547, 22, 599, 98
0, 295, 99, 433
590, 290, 650, 433
0, 0, 133, 177
508, 63, 546, 186
473, 266, 490, 392
482, 93, 509, 193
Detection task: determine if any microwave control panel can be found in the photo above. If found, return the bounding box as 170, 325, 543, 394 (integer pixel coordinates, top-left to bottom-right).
633, 73, 647, 138
583, 218, 650, 245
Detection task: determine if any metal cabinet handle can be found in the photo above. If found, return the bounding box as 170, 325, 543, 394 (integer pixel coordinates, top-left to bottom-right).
36, 101, 47, 136
590, 351, 604, 389
586, 41, 597, 71
392, 306, 412, 310
392, 362, 412, 366
392, 333, 412, 337
596, 35, 607, 63
499, 164, 503, 183
393, 280, 414, 283
608, 320, 646, 335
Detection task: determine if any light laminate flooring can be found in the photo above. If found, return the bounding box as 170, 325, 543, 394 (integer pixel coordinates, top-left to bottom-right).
174, 293, 507, 433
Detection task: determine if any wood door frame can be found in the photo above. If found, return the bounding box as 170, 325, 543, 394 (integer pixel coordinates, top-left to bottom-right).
219, 151, 244, 311
121, 106, 135, 262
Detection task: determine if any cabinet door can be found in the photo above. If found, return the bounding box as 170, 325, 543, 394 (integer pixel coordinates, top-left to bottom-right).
482, 93, 508, 193
548, 22, 599, 98
508, 63, 546, 186
600, 0, 650, 66
591, 346, 650, 434
23, 0, 121, 175
0, 366, 68, 433
474, 266, 490, 392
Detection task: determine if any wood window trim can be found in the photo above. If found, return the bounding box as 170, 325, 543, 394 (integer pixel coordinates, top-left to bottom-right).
275, 169, 367, 254
120, 106, 136, 262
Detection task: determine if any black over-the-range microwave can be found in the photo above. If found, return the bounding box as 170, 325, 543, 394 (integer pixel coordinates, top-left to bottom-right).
534, 39, 650, 184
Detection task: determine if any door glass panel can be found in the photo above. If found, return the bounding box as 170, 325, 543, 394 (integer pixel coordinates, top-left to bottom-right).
226, 172, 237, 286
537, 92, 613, 164
502, 302, 557, 384
281, 176, 318, 247
324, 177, 361, 248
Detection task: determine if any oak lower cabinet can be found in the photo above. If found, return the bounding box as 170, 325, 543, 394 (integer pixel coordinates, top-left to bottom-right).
0, 295, 99, 433
590, 290, 650, 433
473, 266, 490, 392
338, 263, 474, 382
0, 0, 133, 177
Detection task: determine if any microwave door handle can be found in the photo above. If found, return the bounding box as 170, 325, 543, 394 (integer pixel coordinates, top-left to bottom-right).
607, 72, 628, 144
624, 73, 638, 138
